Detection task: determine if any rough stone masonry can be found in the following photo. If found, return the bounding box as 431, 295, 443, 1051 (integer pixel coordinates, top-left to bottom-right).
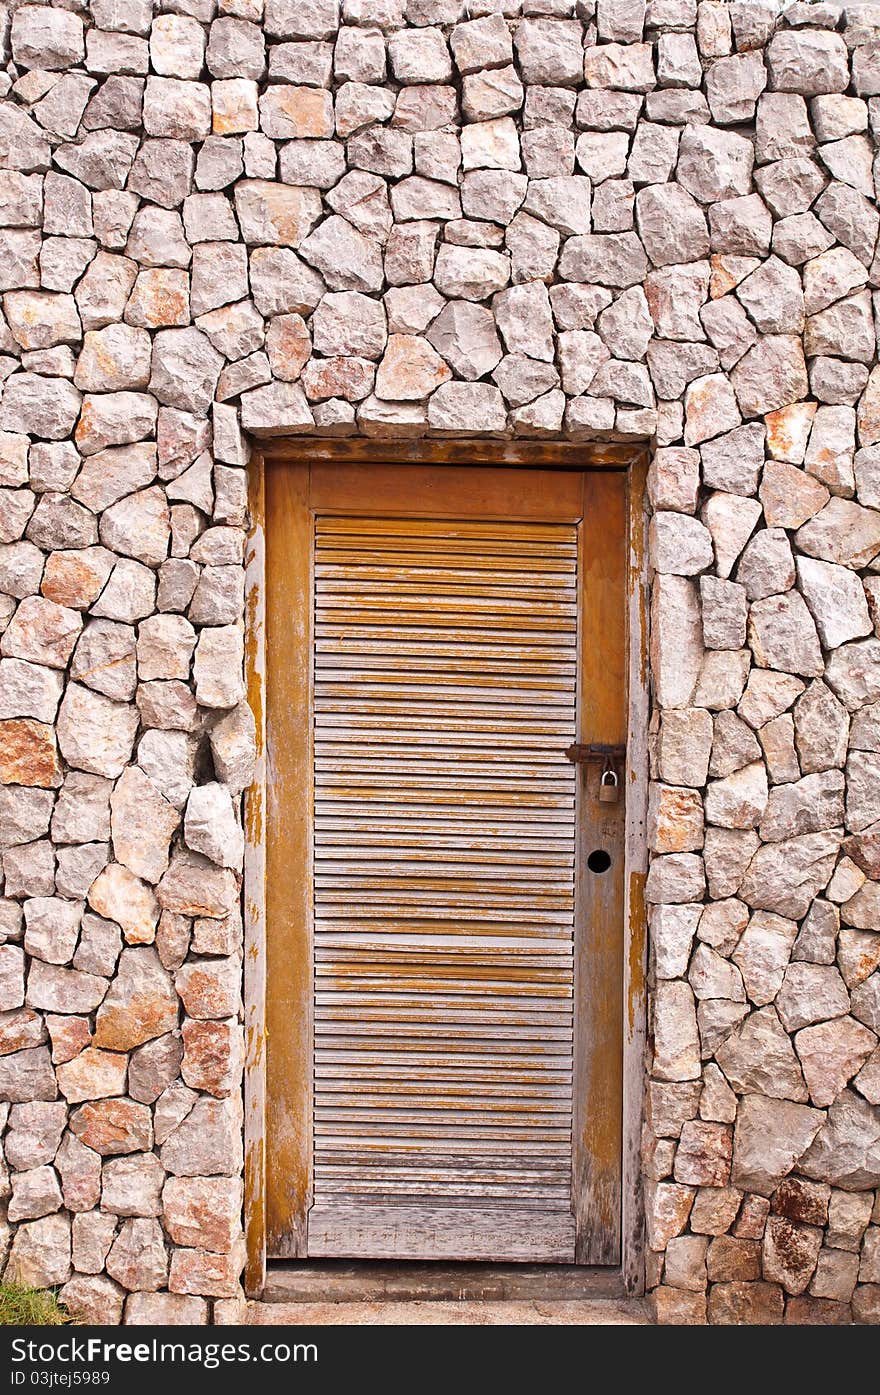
0, 0, 879, 1327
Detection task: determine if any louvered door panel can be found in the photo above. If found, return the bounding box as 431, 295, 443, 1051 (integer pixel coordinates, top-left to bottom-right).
309, 515, 579, 1262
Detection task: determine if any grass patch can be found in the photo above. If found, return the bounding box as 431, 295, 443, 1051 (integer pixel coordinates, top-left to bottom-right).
0, 1282, 72, 1326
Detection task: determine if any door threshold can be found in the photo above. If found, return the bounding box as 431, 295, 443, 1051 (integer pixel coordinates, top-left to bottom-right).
260, 1261, 627, 1304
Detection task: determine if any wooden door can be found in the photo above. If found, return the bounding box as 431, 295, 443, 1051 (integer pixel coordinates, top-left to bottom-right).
264, 461, 627, 1266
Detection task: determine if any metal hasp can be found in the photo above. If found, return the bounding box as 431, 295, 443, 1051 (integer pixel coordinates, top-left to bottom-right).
564, 742, 627, 765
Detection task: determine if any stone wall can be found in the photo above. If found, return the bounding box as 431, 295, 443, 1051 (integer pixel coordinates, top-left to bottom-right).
0, 0, 879, 1327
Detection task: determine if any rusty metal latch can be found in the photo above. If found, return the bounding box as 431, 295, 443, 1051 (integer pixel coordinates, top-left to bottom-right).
564, 742, 627, 765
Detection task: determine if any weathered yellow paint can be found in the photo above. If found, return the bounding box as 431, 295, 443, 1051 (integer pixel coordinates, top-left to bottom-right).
627, 870, 647, 1035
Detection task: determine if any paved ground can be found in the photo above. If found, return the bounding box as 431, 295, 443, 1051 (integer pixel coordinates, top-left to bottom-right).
248, 1298, 651, 1325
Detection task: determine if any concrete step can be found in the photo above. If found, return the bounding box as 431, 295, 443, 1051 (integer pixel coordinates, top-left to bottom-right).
248, 1298, 652, 1325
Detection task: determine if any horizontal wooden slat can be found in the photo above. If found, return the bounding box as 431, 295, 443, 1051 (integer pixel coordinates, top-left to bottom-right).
307, 1203, 576, 1262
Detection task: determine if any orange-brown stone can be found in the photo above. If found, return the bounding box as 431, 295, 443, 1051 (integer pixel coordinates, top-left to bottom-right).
41, 550, 113, 609
0, 1008, 46, 1056
708, 1280, 784, 1325
161, 1175, 243, 1253
93, 947, 178, 1052
764, 402, 816, 463
265, 312, 311, 382
70, 1098, 153, 1155
46, 1014, 92, 1064
0, 719, 62, 787
180, 1018, 242, 1097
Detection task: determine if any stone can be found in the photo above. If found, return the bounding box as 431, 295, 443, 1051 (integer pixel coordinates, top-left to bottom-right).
709, 204, 770, 268
433, 246, 509, 301
851, 974, 880, 1034
0, 656, 63, 724
651, 904, 700, 980
109, 767, 180, 887
645, 1181, 695, 1250
797, 559, 873, 653
797, 898, 842, 965
800, 1090, 880, 1189
748, 593, 823, 679
826, 640, 880, 711
8, 1163, 64, 1223
649, 513, 713, 577
73, 916, 121, 979
650, 575, 703, 709
775, 963, 851, 1035
647, 448, 700, 515
774, 214, 836, 270
700, 578, 746, 650
71, 1209, 117, 1274
736, 529, 796, 603
168, 1241, 246, 1299
105, 1217, 167, 1291
704, 758, 768, 831
760, 461, 829, 532
762, 1215, 823, 1296
150, 1079, 195, 1148
234, 180, 322, 248
653, 980, 701, 1082
70, 1098, 151, 1158
663, 1234, 708, 1295
206, 705, 256, 798
648, 786, 704, 855
59, 1275, 124, 1327
161, 1174, 243, 1255
12, 6, 84, 70
101, 1153, 164, 1218
701, 493, 762, 581
85, 864, 158, 946
92, 947, 177, 1052
810, 1247, 860, 1302
160, 1095, 243, 1177
74, 393, 158, 460
157, 850, 239, 922
737, 258, 804, 336
149, 14, 205, 78
767, 31, 849, 96
759, 769, 845, 843
124, 1291, 207, 1324
5, 1213, 71, 1289
149, 328, 223, 417
730, 336, 809, 419
739, 832, 841, 920
56, 1048, 127, 1106
796, 499, 880, 571
53, 1133, 100, 1213
733, 908, 799, 1000
677, 126, 753, 207
674, 1120, 732, 1187
181, 782, 242, 872
717, 1007, 808, 1102
181, 1017, 242, 1097
795, 1017, 878, 1108
838, 930, 880, 989
192, 626, 245, 710
22, 898, 81, 968
123, 1035, 183, 1110
731, 1094, 824, 1195
827, 1190, 874, 1250
51, 773, 111, 845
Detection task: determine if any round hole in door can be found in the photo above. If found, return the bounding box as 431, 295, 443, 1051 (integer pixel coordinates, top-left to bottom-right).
587, 849, 611, 874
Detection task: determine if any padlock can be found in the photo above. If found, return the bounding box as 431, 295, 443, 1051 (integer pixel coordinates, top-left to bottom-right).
598, 766, 619, 803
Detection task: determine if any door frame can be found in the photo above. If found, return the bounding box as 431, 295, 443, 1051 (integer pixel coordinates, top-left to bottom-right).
242, 439, 650, 1298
